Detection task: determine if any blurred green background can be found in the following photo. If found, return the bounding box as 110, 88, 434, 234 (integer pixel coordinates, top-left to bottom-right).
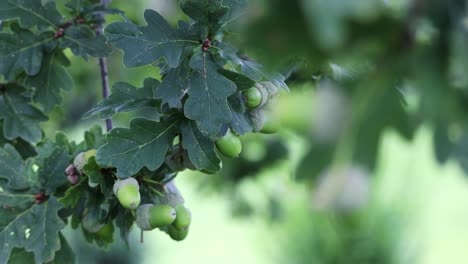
46, 0, 468, 263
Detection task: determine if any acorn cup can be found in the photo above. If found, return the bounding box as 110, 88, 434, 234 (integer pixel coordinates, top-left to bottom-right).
254, 81, 280, 108
73, 149, 97, 173
136, 204, 177, 230
113, 178, 141, 209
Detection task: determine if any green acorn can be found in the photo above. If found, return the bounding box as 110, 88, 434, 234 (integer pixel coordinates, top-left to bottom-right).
173, 205, 192, 230
83, 149, 97, 161
242, 87, 262, 108
136, 204, 177, 230
215, 129, 242, 158
95, 222, 114, 238
73, 149, 97, 173
168, 224, 189, 241
113, 178, 141, 209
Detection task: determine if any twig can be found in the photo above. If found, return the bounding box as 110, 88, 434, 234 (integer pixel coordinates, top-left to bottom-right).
96, 0, 112, 132
148, 186, 164, 197
142, 178, 164, 186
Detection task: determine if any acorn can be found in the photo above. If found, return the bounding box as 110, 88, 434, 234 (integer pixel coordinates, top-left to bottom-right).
215, 129, 242, 158
73, 149, 97, 173
168, 224, 189, 241
173, 205, 192, 230
242, 87, 262, 108
113, 178, 141, 209
136, 204, 177, 230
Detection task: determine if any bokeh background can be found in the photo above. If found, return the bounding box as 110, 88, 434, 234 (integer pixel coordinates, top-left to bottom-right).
45, 0, 468, 263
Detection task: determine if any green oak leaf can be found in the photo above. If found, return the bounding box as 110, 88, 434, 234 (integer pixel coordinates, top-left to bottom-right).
83, 78, 160, 119
115, 207, 134, 248
54, 132, 76, 155
38, 147, 71, 195
214, 41, 289, 91
267, 72, 289, 92
105, 9, 197, 68
48, 233, 76, 264
213, 41, 263, 81
184, 51, 236, 136
0, 196, 66, 264
0, 0, 62, 29
26, 50, 73, 112
65, 0, 86, 14
180, 0, 229, 35
65, 0, 99, 15
156, 59, 190, 109
83, 157, 113, 194
84, 126, 106, 150
220, 0, 248, 25
0, 25, 53, 80
34, 140, 58, 165
219, 69, 256, 90
79, 191, 111, 235
181, 120, 221, 172
7, 233, 75, 264
0, 189, 36, 229
62, 25, 112, 59
7, 248, 34, 264
0, 122, 37, 160
96, 118, 178, 178
228, 93, 253, 135
0, 144, 33, 191
0, 84, 48, 143
58, 178, 86, 208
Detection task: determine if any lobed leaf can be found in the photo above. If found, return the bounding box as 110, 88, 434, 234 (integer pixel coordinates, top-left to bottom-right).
0, 197, 66, 264
0, 25, 53, 80
214, 41, 264, 82
58, 178, 86, 209
84, 126, 106, 150
181, 120, 221, 172
0, 123, 37, 160
105, 9, 197, 68
38, 147, 71, 195
0, 84, 48, 143
180, 0, 229, 35
62, 25, 112, 59
227, 94, 253, 135
96, 118, 178, 178
83, 78, 160, 119
83, 157, 113, 194
26, 50, 73, 112
0, 0, 62, 29
184, 51, 236, 136
156, 59, 191, 109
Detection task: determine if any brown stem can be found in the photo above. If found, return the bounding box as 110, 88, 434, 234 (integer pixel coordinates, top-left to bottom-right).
96, 0, 112, 132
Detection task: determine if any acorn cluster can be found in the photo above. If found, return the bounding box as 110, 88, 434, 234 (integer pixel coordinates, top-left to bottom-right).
67, 149, 193, 242
65, 81, 281, 242
216, 81, 281, 158
113, 178, 192, 241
